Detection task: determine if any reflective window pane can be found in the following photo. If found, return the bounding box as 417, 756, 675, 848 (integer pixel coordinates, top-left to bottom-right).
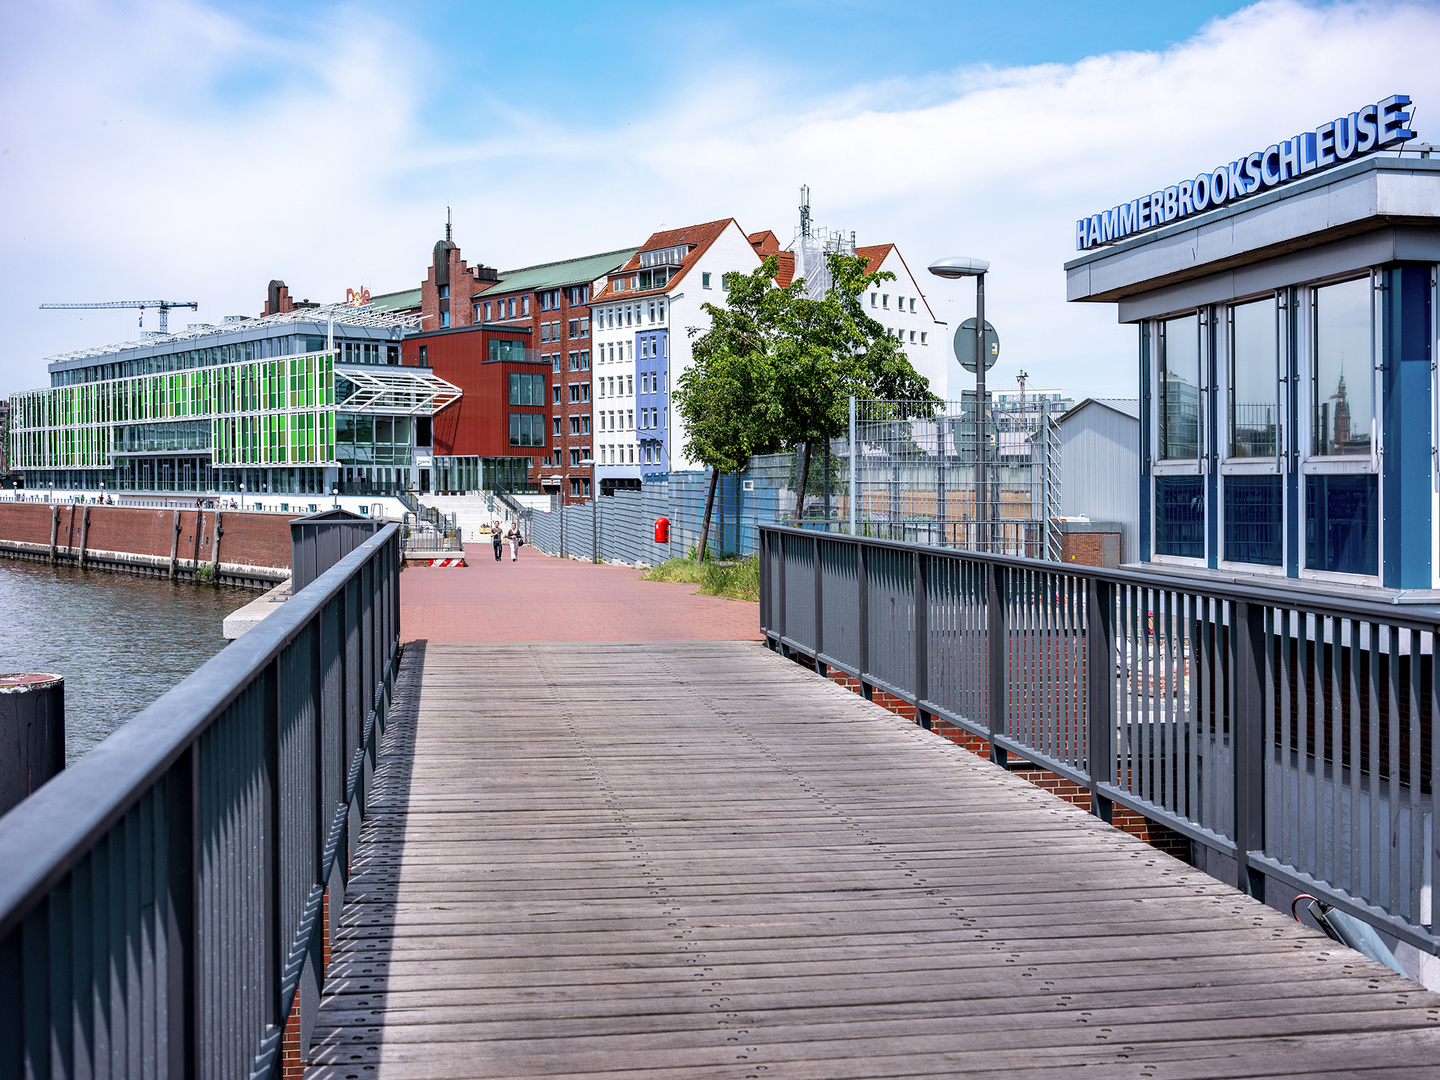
1159, 314, 1200, 460
1228, 298, 1277, 458
1312, 278, 1372, 456
1155, 475, 1204, 558
1224, 475, 1282, 565
1305, 474, 1377, 575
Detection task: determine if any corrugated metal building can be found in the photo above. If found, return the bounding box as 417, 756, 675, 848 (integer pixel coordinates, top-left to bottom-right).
1056, 397, 1140, 563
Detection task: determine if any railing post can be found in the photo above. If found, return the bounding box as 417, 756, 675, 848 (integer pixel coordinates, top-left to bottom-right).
164, 745, 198, 1079
758, 529, 771, 643
814, 534, 826, 678
987, 561, 1007, 767
776, 531, 788, 657
1086, 577, 1116, 822
914, 551, 930, 728
1234, 600, 1267, 900
857, 540, 872, 700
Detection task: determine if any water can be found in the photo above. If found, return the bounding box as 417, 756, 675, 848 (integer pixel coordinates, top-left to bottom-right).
0, 559, 255, 764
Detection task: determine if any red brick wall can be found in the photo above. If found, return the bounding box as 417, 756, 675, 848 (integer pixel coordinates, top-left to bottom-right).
1061, 530, 1114, 567
0, 502, 292, 570
818, 664, 1191, 860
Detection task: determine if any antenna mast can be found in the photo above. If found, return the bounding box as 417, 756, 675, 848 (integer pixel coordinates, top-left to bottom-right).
799, 185, 811, 238
446, 206, 453, 243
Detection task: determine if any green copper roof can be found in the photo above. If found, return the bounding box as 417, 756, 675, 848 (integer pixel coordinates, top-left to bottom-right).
368, 287, 421, 312
491, 248, 639, 294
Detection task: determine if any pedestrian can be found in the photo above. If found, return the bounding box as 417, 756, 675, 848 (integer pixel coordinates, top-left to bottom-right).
491, 519, 503, 562
507, 521, 519, 562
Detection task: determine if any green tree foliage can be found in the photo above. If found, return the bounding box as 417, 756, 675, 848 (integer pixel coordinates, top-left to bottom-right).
676, 252, 940, 549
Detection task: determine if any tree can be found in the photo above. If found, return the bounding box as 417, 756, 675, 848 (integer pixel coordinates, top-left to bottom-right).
677, 252, 939, 556
769, 252, 938, 520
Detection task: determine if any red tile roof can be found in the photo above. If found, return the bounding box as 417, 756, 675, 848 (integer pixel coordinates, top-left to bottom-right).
747, 230, 780, 256
773, 251, 796, 288
855, 243, 895, 276
595, 218, 738, 303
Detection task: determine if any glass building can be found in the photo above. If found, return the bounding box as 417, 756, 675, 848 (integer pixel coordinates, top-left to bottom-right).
8, 305, 459, 502
1067, 150, 1439, 590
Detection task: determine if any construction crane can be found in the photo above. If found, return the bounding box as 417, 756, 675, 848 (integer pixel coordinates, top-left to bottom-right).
39, 300, 199, 335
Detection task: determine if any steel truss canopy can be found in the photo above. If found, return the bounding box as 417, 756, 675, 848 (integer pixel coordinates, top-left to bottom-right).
334, 364, 461, 416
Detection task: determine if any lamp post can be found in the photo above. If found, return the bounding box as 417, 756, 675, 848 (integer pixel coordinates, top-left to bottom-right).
579, 458, 598, 563
239, 483, 245, 512
928, 256, 991, 551
332, 485, 339, 510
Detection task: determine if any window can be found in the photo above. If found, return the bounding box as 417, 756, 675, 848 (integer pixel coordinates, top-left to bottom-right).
569, 384, 581, 403
540, 323, 551, 343
569, 416, 581, 435
627, 375, 634, 395
882, 294, 889, 309
552, 354, 561, 372
568, 319, 579, 338
570, 449, 581, 467
1312, 277, 1372, 457
439, 285, 449, 299
648, 301, 656, 323
483, 302, 491, 322
554, 417, 563, 437
910, 298, 916, 312
522, 296, 530, 316
921, 332, 927, 345
508, 298, 517, 318
580, 350, 590, 370
1307, 474, 1378, 575
1158, 314, 1200, 460
1155, 475, 1205, 558
440, 311, 450, 328
909, 330, 916, 343
418, 345, 428, 365
870, 293, 877, 307
702, 272, 712, 289
1228, 297, 1278, 459
658, 299, 665, 320
579, 317, 590, 338
508, 372, 546, 405
1224, 475, 1283, 565
569, 352, 580, 372
508, 413, 546, 447
581, 383, 590, 402
627, 409, 634, 430
581, 416, 590, 435
553, 384, 562, 404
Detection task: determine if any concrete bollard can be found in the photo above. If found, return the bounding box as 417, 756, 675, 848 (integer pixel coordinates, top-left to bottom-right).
0, 673, 65, 817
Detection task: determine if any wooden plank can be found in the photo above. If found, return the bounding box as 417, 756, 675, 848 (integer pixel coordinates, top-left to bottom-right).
305, 641, 1440, 1078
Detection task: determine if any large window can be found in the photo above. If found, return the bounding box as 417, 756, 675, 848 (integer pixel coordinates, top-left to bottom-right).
1306, 474, 1377, 576
508, 372, 545, 406
1158, 314, 1200, 460
1312, 277, 1372, 457
489, 339, 526, 363
1228, 298, 1278, 459
509, 413, 546, 447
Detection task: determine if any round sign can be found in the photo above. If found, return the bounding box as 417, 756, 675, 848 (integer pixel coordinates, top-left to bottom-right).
954, 318, 999, 373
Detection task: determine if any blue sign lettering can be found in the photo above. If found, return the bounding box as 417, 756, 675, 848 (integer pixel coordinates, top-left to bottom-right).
1076, 95, 1415, 250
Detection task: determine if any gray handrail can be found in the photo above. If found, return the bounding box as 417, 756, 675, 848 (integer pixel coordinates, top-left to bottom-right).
760, 524, 1440, 958
0, 523, 402, 1079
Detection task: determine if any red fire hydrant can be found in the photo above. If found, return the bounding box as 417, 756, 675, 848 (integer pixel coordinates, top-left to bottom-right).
654, 516, 670, 544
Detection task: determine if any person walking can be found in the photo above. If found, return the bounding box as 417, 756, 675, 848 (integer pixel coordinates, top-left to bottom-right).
507, 521, 519, 562
491, 519, 503, 562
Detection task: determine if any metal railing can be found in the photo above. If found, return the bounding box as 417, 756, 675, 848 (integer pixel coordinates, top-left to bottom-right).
0, 524, 402, 1079
760, 524, 1438, 956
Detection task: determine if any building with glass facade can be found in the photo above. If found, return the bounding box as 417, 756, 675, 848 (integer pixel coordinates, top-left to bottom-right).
1067, 148, 1438, 590
7, 303, 459, 505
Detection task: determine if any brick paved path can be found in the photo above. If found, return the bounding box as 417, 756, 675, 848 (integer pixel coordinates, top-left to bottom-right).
401, 548, 760, 643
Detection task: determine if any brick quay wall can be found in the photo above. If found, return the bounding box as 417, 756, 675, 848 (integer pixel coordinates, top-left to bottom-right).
0, 501, 291, 588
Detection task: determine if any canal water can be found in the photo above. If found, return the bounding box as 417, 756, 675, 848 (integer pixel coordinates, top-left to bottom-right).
0, 559, 254, 764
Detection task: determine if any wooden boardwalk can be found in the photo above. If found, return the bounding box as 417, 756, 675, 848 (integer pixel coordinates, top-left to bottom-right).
305, 642, 1440, 1079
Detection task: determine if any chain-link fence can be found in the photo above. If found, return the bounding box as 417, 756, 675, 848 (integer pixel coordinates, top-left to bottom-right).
526, 397, 1061, 565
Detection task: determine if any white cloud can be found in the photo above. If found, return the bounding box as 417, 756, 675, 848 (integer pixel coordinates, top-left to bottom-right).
2, 0, 1437, 401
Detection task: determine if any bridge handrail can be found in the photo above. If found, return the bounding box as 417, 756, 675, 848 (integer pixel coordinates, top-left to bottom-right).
759, 524, 1440, 958
0, 523, 402, 1079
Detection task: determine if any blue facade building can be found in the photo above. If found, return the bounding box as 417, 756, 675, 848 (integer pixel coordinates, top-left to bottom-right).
636, 327, 669, 476
1066, 102, 1438, 593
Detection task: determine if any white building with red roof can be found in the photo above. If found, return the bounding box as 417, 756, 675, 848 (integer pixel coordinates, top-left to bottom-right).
588, 218, 765, 487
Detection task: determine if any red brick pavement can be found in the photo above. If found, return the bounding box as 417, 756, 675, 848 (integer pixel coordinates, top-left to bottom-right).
401, 547, 761, 642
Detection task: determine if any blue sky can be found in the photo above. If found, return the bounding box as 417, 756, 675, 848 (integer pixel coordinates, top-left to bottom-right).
2, 0, 1436, 399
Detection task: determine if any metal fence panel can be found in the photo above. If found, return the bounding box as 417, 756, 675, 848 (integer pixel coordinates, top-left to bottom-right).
760, 523, 1439, 959
0, 526, 402, 1080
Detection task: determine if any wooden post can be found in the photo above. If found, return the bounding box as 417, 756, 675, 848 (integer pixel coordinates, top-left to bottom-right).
169, 509, 182, 579
78, 507, 91, 569
211, 512, 224, 578
48, 505, 59, 564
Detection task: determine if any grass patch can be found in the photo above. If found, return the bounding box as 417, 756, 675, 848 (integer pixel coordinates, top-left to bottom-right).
641, 554, 759, 602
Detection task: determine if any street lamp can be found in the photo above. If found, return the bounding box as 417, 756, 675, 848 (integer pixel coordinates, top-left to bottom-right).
239, 483, 245, 512
928, 256, 991, 551
332, 485, 339, 509
579, 458, 599, 563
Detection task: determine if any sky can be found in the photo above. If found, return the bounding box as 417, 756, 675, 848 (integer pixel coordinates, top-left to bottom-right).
2, 0, 1437, 401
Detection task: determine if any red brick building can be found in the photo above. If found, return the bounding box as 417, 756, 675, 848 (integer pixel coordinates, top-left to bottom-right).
415, 238, 637, 502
